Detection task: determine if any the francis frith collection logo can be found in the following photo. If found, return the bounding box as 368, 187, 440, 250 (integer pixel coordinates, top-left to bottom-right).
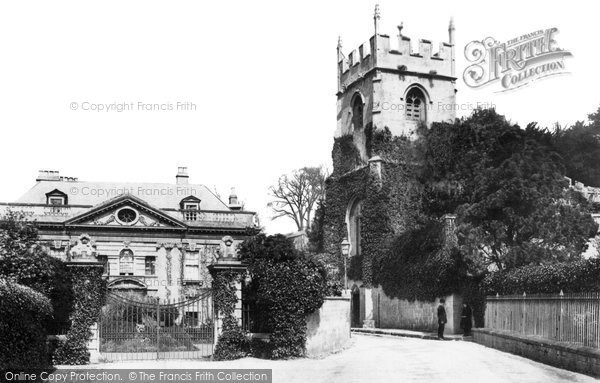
463, 28, 572, 92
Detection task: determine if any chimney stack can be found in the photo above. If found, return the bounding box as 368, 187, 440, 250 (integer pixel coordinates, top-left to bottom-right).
176, 167, 189, 185
37, 170, 61, 181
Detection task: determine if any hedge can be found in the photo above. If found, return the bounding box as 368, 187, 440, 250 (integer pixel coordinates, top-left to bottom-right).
53, 265, 106, 365
482, 258, 600, 295
0, 278, 53, 368
240, 234, 328, 359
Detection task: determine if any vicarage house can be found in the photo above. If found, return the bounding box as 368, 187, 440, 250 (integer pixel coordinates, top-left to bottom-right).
0, 167, 259, 302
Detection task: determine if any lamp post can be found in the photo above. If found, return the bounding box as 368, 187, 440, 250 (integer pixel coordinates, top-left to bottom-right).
340, 238, 350, 290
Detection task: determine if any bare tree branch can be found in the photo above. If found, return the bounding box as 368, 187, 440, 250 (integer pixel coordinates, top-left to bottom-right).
269, 166, 327, 231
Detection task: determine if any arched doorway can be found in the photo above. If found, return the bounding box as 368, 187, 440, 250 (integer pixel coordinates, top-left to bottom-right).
351, 285, 360, 327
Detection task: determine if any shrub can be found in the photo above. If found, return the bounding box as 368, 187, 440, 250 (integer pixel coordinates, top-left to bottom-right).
482, 258, 600, 295
240, 234, 328, 359
0, 211, 75, 335
213, 318, 248, 360
0, 278, 53, 368
53, 266, 106, 365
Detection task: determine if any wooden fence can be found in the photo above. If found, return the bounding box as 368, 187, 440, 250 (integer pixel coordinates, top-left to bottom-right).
485, 292, 600, 348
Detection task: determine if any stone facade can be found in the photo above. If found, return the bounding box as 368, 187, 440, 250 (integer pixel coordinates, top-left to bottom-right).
0, 167, 259, 302
323, 7, 458, 329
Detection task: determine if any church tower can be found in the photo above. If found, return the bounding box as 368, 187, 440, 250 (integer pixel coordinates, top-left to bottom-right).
336, 5, 456, 162
323, 6, 458, 328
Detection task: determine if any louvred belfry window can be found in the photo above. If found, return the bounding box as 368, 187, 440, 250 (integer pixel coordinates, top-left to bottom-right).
351, 96, 364, 131
405, 87, 426, 122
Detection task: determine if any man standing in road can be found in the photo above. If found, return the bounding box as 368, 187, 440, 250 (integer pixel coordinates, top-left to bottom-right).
437, 298, 447, 340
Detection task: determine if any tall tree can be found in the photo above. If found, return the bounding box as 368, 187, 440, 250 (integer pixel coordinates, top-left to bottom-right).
0, 210, 56, 293
549, 108, 600, 187
268, 167, 327, 231
421, 109, 598, 272
307, 199, 326, 253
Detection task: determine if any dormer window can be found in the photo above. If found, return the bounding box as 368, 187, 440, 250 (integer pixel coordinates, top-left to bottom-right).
184, 202, 199, 210
45, 189, 68, 205
180, 196, 201, 221
183, 202, 199, 221
49, 197, 65, 205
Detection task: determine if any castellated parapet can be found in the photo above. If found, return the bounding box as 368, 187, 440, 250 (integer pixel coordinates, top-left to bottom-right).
336, 9, 457, 147
338, 35, 454, 92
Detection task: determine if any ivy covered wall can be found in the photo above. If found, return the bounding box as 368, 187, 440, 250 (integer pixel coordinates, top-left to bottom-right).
323, 126, 424, 287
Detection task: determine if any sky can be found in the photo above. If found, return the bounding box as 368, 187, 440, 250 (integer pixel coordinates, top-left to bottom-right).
0, 0, 598, 234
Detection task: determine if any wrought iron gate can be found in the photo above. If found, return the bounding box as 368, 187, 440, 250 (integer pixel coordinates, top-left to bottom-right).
99, 291, 214, 361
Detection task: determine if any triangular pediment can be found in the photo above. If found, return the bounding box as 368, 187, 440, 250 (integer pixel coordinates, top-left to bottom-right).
65, 194, 186, 229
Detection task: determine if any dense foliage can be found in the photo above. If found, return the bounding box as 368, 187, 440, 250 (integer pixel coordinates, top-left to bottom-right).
307, 199, 326, 253
548, 107, 600, 187
482, 258, 600, 295
213, 271, 248, 360
323, 167, 368, 282
420, 109, 597, 272
375, 219, 465, 301
0, 279, 53, 368
239, 234, 328, 359
332, 135, 362, 175
0, 211, 74, 334
53, 266, 106, 365
338, 108, 600, 308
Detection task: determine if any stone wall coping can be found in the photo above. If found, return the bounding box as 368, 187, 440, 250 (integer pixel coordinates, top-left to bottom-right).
324, 296, 350, 301
473, 328, 600, 358
65, 262, 104, 267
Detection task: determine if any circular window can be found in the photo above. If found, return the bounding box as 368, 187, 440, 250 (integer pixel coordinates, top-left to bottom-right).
116, 207, 138, 225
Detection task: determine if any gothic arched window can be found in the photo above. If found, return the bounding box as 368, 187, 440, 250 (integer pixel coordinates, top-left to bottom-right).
405, 87, 426, 122
347, 199, 362, 257
119, 249, 134, 275
351, 95, 364, 131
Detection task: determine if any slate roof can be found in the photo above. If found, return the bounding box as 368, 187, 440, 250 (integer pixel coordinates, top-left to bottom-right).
16, 180, 230, 211
1, 171, 258, 231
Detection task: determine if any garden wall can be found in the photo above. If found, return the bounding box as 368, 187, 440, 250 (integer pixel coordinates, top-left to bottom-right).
372, 288, 462, 334
305, 295, 351, 358
473, 328, 600, 377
